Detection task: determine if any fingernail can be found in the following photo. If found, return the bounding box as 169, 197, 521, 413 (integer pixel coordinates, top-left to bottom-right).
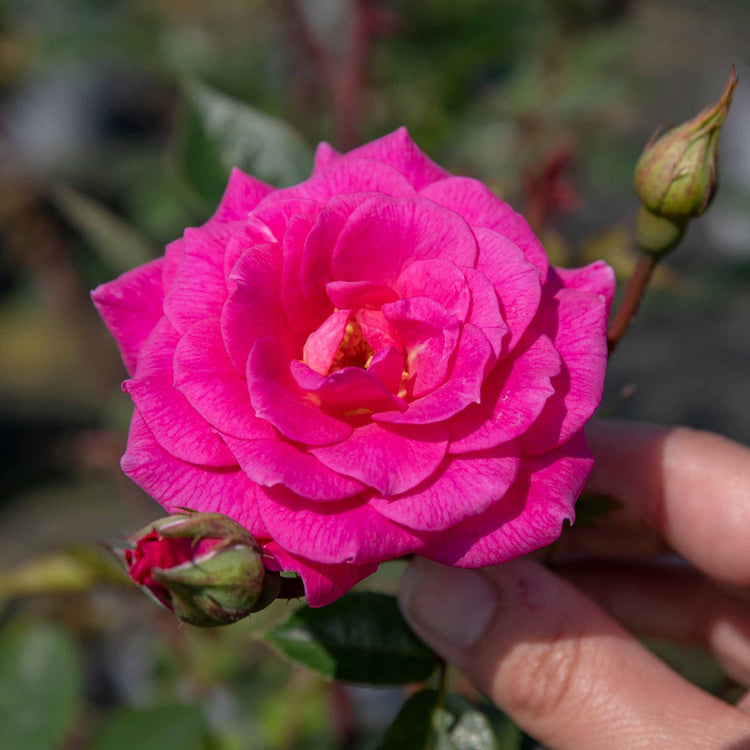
398, 559, 497, 651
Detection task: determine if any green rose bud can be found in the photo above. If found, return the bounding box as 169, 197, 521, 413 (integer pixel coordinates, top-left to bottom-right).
114, 512, 281, 627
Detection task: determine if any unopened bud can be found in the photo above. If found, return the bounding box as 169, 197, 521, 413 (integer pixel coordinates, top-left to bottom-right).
634, 67, 737, 222
114, 512, 280, 627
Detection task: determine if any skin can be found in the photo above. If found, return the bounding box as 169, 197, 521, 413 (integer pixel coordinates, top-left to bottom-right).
398, 420, 750, 749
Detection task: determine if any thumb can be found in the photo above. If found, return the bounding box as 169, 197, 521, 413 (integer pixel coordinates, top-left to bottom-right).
398, 558, 750, 750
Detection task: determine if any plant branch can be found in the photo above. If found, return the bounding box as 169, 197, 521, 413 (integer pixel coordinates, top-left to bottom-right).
607, 253, 658, 356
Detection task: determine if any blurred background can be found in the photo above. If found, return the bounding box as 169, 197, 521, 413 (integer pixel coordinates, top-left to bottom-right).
0, 0, 748, 747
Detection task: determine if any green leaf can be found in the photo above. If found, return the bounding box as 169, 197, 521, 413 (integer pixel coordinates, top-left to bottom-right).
265, 591, 439, 685
377, 689, 441, 749
185, 80, 313, 190
0, 620, 82, 750
51, 184, 155, 273
92, 705, 210, 750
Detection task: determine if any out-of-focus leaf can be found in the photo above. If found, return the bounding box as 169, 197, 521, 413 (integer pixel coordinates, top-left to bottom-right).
92, 704, 210, 750
573, 493, 621, 525
185, 80, 313, 189
377, 689, 441, 749
51, 184, 155, 273
435, 695, 506, 750
265, 592, 439, 685
438, 709, 499, 750
0, 621, 82, 750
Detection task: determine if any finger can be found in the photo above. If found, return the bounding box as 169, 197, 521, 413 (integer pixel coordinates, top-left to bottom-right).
399, 558, 750, 750
556, 561, 750, 685
586, 420, 750, 586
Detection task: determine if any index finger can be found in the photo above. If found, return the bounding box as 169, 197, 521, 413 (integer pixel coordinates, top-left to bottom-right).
585, 420, 750, 586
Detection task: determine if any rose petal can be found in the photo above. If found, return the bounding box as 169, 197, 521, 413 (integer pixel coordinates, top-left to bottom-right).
173, 317, 276, 440
555, 260, 616, 314
325, 280, 399, 310
282, 213, 321, 334
224, 436, 365, 501
210, 167, 273, 223
332, 195, 478, 286
396, 258, 470, 321
420, 431, 592, 567
463, 267, 507, 360
220, 242, 288, 373
448, 332, 560, 454
357, 309, 402, 352
247, 335, 352, 446
257, 485, 427, 564
420, 176, 548, 280
311, 422, 448, 496
342, 127, 449, 189
122, 411, 267, 538
91, 258, 165, 376
163, 221, 242, 335
302, 309, 352, 375
520, 275, 609, 455
250, 197, 322, 242
382, 297, 460, 398
474, 227, 542, 353
374, 324, 492, 425
264, 541, 377, 607
312, 141, 341, 173
369, 442, 520, 531
366, 346, 404, 394
124, 318, 236, 466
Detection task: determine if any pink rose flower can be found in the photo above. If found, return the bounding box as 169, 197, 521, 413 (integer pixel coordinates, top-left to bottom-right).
93, 128, 614, 607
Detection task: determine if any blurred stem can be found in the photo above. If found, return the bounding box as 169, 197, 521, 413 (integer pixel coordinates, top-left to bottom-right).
606, 253, 658, 356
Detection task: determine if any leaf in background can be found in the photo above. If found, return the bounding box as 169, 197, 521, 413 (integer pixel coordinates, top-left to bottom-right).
185, 80, 313, 190
437, 709, 499, 750
92, 705, 210, 750
0, 620, 82, 750
51, 184, 155, 273
265, 592, 439, 685
377, 689, 441, 750
434, 694, 508, 750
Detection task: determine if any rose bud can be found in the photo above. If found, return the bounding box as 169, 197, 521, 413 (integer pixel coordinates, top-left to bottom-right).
633, 67, 737, 256
114, 513, 281, 627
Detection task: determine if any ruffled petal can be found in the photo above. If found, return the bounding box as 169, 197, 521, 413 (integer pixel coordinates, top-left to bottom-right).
247, 335, 352, 446
420, 177, 548, 280
462, 267, 507, 360
210, 167, 273, 223
173, 317, 276, 440
474, 227, 542, 353
374, 324, 491, 425
91, 257, 165, 376
366, 346, 404, 394
122, 411, 267, 538
555, 260, 616, 314
396, 259, 470, 321
332, 196, 477, 287
302, 309, 351, 375
369, 442, 520, 531
341, 127, 449, 189
448, 332, 560, 454
281, 213, 321, 334
420, 431, 592, 567
257, 486, 427, 564
325, 280, 399, 310
250, 197, 322, 242
224, 436, 365, 501
123, 318, 236, 466
312, 141, 340, 173
163, 221, 242, 335
311, 422, 448, 496
264, 542, 377, 608
520, 273, 609, 455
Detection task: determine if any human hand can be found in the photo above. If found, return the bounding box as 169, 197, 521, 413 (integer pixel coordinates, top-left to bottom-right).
398, 420, 750, 749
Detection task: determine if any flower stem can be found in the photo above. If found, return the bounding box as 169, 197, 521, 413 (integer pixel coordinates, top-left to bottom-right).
606, 253, 658, 356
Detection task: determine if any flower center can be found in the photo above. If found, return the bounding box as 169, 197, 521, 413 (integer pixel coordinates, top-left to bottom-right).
329, 319, 374, 372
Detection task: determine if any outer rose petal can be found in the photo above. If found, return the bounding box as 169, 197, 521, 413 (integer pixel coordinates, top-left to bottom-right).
224, 436, 365, 502
311, 422, 448, 497
420, 177, 549, 280
420, 431, 592, 567
448, 332, 560, 454
555, 260, 616, 314
312, 141, 340, 173
369, 442, 520, 531
332, 196, 478, 286
122, 411, 267, 539
210, 167, 273, 223
173, 317, 276, 440
163, 221, 242, 335
124, 318, 236, 467
264, 542, 377, 608
91, 257, 165, 376
257, 486, 428, 564
341, 127, 449, 189
521, 274, 609, 454
249, 197, 322, 243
